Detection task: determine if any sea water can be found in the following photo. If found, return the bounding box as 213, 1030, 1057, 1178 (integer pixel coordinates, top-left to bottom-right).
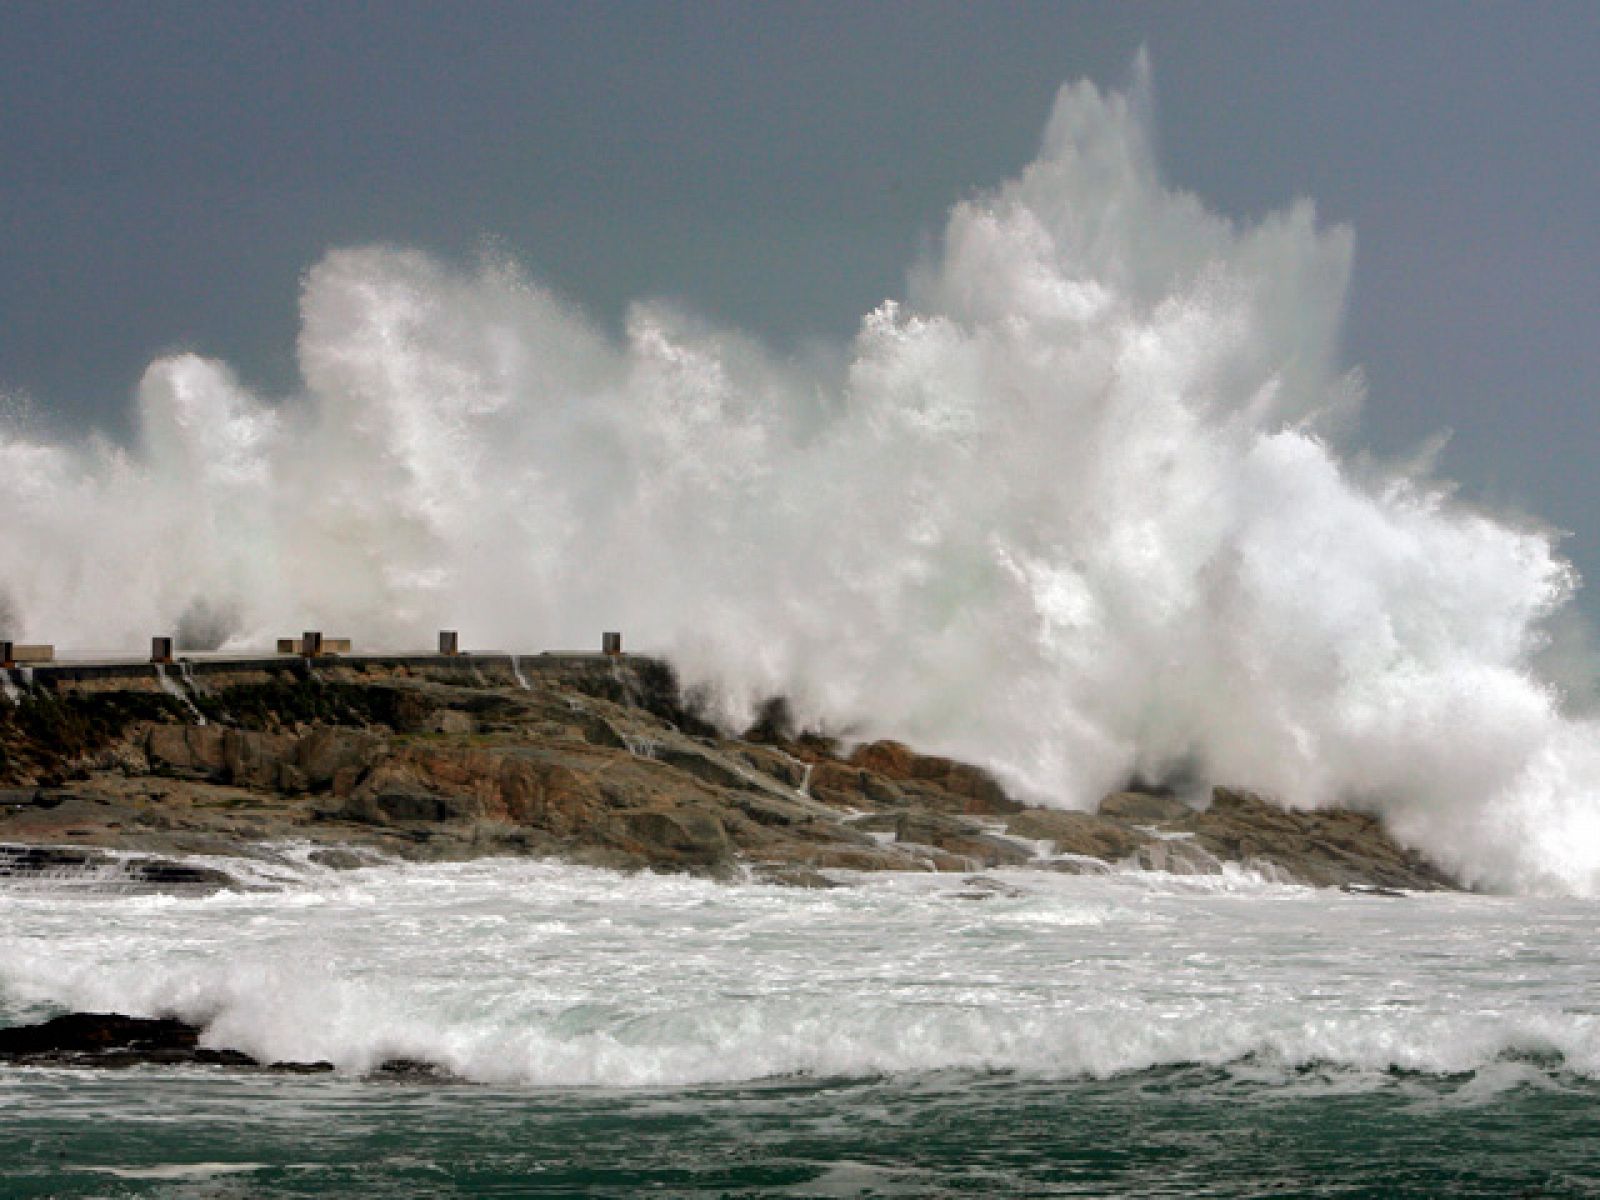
1, 858, 1596, 1196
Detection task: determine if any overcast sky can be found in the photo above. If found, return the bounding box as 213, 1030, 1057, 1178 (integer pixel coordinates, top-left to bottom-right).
3, 1, 1597, 605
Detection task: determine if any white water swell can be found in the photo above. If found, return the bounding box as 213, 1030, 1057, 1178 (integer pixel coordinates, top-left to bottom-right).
1, 62, 1597, 892
0, 859, 1596, 1087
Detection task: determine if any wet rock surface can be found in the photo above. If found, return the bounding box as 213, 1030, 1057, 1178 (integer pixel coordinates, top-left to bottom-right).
0, 1013, 321, 1072
0, 1012, 465, 1078
0, 842, 238, 893
0, 657, 1460, 891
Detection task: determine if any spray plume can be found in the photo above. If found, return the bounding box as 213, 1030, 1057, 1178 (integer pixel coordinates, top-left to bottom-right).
2, 65, 1597, 893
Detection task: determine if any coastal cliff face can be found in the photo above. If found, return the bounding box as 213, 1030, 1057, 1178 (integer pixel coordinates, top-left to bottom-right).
0, 658, 1457, 891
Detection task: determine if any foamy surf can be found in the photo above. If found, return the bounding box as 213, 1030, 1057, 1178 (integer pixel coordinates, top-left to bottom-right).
2, 859, 1594, 1088
81, 1163, 268, 1181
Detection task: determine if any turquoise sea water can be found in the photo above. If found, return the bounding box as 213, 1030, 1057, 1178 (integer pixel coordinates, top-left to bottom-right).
4, 1065, 1598, 1197
2, 857, 1597, 1196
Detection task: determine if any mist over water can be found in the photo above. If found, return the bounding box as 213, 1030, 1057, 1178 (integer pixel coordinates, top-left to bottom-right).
2, 65, 1597, 894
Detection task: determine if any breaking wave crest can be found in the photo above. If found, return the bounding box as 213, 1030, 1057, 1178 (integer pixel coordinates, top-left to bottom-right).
1, 861, 1596, 1086
10, 955, 1600, 1088
2, 62, 1597, 892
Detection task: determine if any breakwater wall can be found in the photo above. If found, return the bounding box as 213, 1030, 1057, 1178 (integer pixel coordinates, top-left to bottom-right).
2, 652, 654, 698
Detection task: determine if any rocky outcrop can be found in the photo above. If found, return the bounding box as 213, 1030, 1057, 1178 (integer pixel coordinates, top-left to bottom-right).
0, 664, 1460, 891
1003, 808, 1145, 862
617, 806, 733, 871
845, 740, 1020, 815
144, 724, 386, 793
991, 787, 1453, 890
1178, 788, 1456, 890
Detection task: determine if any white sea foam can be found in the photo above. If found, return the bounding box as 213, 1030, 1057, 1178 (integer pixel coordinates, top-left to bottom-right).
1, 859, 1595, 1087
82, 1164, 268, 1181
154, 663, 207, 725
0, 61, 1596, 892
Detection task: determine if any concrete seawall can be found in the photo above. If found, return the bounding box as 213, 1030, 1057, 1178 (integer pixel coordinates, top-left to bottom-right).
3, 652, 653, 697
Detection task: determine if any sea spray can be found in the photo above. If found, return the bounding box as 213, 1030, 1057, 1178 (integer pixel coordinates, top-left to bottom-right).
0, 63, 1595, 893
154, 663, 207, 725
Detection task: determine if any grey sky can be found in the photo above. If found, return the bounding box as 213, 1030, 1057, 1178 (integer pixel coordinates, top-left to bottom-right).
2, 2, 1597, 604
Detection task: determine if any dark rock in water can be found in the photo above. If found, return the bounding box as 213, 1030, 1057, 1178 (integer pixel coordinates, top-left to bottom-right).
0, 1013, 249, 1069
1042, 856, 1117, 877
0, 1012, 334, 1073
1341, 882, 1408, 898
369, 1057, 463, 1083
0, 1013, 202, 1064
1004, 809, 1143, 861
752, 864, 840, 889
266, 1058, 337, 1074
951, 875, 1027, 900
308, 847, 369, 871
0, 843, 99, 873
0, 842, 235, 893
123, 858, 236, 892
1134, 838, 1224, 876
1182, 789, 1455, 891
894, 812, 1034, 867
